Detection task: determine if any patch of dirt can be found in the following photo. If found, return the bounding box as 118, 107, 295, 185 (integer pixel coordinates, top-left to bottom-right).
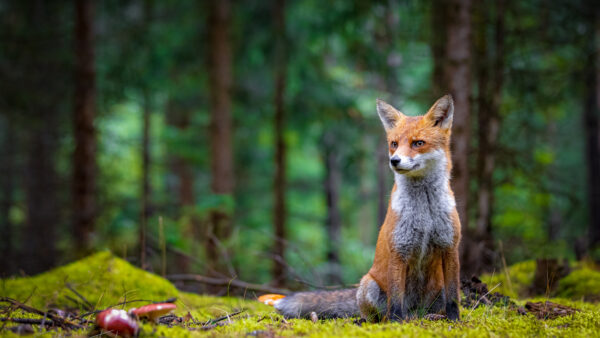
461, 276, 512, 308
524, 301, 578, 320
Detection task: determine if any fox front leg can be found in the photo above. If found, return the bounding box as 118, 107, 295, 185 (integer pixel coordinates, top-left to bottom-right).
442, 248, 460, 321
387, 261, 407, 322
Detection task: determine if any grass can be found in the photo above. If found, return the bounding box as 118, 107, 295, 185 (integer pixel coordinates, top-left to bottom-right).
1, 252, 599, 337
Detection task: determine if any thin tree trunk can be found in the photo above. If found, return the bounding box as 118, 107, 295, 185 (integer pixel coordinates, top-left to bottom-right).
272, 0, 288, 287
472, 0, 504, 273
24, 118, 60, 274
433, 0, 473, 276
0, 115, 15, 276
73, 0, 96, 256
584, 1, 600, 254
19, 0, 64, 274
139, 0, 154, 270
445, 0, 472, 237
165, 100, 195, 273
207, 0, 234, 275
140, 91, 151, 269
323, 132, 342, 285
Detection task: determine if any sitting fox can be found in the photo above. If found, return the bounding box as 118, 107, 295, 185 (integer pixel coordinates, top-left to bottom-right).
260, 95, 461, 322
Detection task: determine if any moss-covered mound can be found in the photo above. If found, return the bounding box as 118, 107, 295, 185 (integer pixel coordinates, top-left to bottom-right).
555, 266, 600, 302
1, 253, 600, 337
480, 260, 600, 302
480, 260, 536, 299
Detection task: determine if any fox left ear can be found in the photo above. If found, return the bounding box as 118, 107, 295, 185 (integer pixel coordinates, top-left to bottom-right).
425, 94, 454, 129
376, 99, 405, 131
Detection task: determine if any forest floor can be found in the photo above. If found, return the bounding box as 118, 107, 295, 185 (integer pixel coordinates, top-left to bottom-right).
1, 252, 600, 337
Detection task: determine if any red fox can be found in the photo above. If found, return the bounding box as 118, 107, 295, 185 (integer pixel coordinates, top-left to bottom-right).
260, 95, 461, 322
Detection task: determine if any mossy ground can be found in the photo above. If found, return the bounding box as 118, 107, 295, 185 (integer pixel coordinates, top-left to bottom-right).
1, 252, 600, 337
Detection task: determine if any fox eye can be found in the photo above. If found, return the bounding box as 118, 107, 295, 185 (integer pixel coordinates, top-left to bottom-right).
390, 141, 398, 149
412, 140, 425, 148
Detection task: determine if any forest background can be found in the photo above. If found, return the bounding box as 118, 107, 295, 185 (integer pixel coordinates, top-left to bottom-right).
1, 0, 599, 293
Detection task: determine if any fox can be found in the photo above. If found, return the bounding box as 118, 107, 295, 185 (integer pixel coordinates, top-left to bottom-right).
259, 95, 461, 322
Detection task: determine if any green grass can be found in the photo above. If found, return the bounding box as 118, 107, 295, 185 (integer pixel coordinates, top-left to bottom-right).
1, 253, 600, 337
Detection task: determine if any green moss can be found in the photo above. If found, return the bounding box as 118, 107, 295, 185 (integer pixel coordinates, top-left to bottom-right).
1, 254, 600, 337
555, 267, 600, 302
481, 260, 536, 299
1, 251, 178, 310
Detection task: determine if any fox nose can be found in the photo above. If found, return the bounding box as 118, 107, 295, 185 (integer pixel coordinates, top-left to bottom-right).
390, 156, 401, 167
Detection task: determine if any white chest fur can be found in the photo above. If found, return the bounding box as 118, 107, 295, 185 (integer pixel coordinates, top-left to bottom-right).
390, 159, 455, 260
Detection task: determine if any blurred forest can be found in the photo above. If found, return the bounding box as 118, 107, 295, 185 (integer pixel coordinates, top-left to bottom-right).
1, 0, 599, 292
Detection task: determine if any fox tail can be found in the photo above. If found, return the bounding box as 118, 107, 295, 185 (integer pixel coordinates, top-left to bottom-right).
258, 289, 359, 319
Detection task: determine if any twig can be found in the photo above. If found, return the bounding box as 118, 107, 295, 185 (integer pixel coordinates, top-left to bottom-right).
195, 309, 246, 331
66, 283, 93, 310
0, 318, 56, 326
167, 274, 290, 295
0, 298, 82, 329
203, 309, 245, 325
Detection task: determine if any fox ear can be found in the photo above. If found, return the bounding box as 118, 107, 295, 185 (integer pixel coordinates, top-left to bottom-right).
425, 94, 454, 129
376, 99, 405, 131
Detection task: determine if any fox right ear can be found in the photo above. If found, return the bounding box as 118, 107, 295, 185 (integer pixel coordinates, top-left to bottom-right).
376, 99, 404, 131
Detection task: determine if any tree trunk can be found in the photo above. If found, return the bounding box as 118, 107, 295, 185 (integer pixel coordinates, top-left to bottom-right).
472, 0, 504, 274
139, 0, 154, 270
0, 115, 15, 276
140, 91, 151, 269
165, 100, 195, 273
18, 0, 65, 274
272, 0, 288, 287
207, 0, 234, 276
584, 1, 600, 255
24, 118, 60, 274
73, 0, 96, 256
433, 0, 473, 276
323, 132, 342, 285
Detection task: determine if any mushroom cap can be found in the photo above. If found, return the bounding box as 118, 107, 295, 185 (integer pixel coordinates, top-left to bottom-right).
131, 303, 177, 321
96, 309, 138, 337
258, 294, 286, 306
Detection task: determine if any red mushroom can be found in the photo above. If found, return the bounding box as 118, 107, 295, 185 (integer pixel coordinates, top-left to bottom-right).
96, 309, 139, 337
131, 303, 177, 322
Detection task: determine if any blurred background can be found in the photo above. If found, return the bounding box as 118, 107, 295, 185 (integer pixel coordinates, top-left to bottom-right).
0, 0, 599, 293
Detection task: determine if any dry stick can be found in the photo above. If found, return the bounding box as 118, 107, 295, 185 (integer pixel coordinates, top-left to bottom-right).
1, 318, 55, 326
197, 309, 246, 331
66, 283, 93, 310
167, 274, 290, 295
203, 309, 245, 325
0, 298, 81, 329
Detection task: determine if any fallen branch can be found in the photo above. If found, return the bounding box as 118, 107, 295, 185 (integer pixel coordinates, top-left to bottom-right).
167, 275, 290, 295
0, 297, 82, 329
0, 318, 56, 326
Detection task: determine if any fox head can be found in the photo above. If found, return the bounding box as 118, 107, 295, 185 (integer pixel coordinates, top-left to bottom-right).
376, 95, 454, 178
